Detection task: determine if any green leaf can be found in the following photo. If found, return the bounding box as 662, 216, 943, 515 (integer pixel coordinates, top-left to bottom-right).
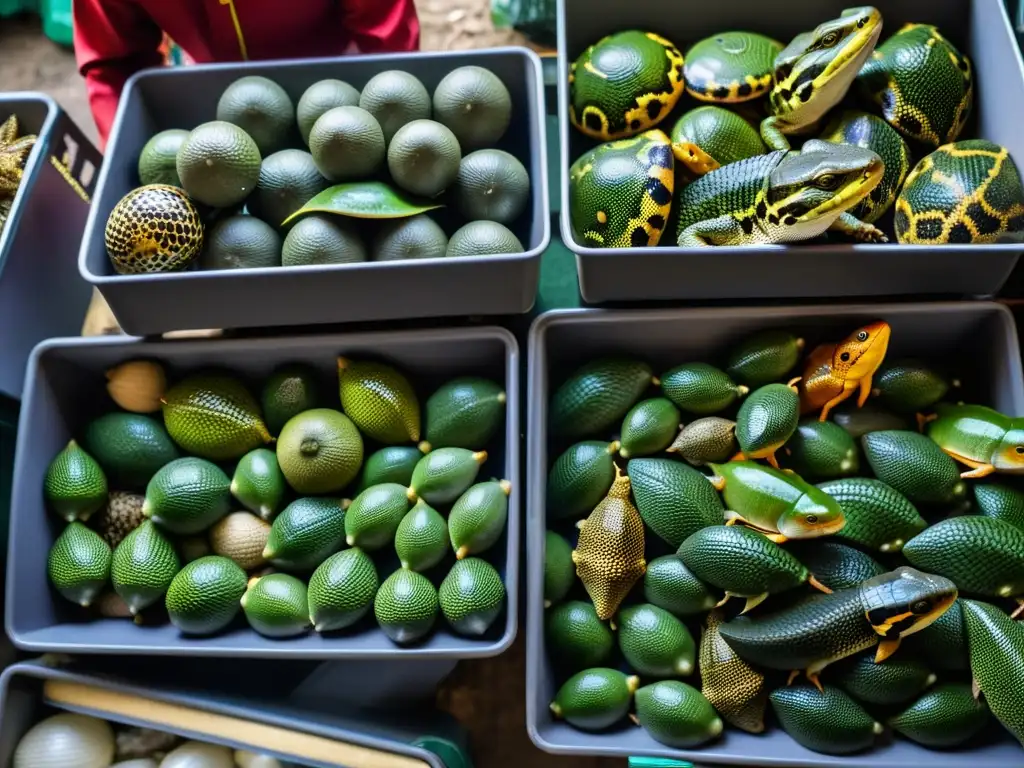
282, 181, 443, 225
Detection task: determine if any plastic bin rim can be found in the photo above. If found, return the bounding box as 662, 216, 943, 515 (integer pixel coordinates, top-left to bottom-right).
78, 46, 551, 286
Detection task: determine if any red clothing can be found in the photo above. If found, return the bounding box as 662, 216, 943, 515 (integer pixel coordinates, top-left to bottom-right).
74, 0, 420, 146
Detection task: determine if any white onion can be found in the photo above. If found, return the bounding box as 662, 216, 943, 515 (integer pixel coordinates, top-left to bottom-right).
13, 713, 115, 768
159, 742, 233, 768
234, 751, 282, 768
112, 761, 159, 768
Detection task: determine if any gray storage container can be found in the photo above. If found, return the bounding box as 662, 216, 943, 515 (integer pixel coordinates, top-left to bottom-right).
0, 661, 469, 767
526, 303, 1024, 766
558, 0, 1024, 302
80, 49, 549, 336
7, 326, 519, 659
0, 94, 99, 397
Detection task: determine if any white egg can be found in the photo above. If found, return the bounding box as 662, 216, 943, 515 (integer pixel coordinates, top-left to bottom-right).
233, 752, 283, 768
159, 742, 233, 768
13, 713, 115, 768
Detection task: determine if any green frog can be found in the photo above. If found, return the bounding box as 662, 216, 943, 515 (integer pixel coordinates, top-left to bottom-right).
675, 139, 886, 246
761, 7, 884, 151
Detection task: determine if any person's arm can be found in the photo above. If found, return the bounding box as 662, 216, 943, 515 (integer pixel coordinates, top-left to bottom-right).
341, 0, 420, 54
74, 0, 165, 148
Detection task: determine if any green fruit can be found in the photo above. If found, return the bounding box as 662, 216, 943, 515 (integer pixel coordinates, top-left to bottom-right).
264, 497, 347, 570
281, 216, 367, 266
660, 362, 747, 415
387, 119, 461, 198
231, 448, 287, 521
395, 498, 449, 572
44, 440, 108, 522
550, 358, 654, 440
544, 530, 576, 608
627, 458, 723, 548
835, 650, 936, 706
889, 683, 990, 748
432, 65, 512, 149
216, 75, 294, 155
356, 446, 427, 492
735, 382, 799, 460
786, 420, 859, 481
873, 360, 953, 413
617, 603, 695, 677
111, 520, 180, 615
547, 440, 618, 521
961, 599, 1024, 746
374, 568, 438, 643
297, 79, 361, 145
833, 402, 912, 438
788, 540, 885, 592
372, 215, 449, 261
454, 149, 528, 223
176, 120, 261, 208
550, 668, 639, 731
276, 408, 363, 494
142, 457, 230, 535
770, 686, 882, 755
137, 128, 188, 186
643, 554, 719, 616
198, 214, 281, 270
861, 430, 967, 505
309, 106, 385, 181
618, 398, 680, 458
47, 522, 112, 607
261, 364, 320, 436
344, 483, 411, 550
83, 412, 178, 490
546, 600, 614, 670
446, 220, 524, 257
308, 547, 379, 632
666, 417, 738, 466
164, 555, 247, 635
162, 374, 271, 461
439, 557, 505, 636
247, 149, 328, 229
449, 480, 509, 559
908, 598, 969, 672
903, 516, 1024, 599
974, 482, 1024, 532
408, 447, 487, 505
241, 573, 310, 638
424, 377, 505, 450
359, 70, 431, 144
725, 329, 804, 387
634, 681, 723, 748
337, 357, 420, 444
816, 477, 926, 553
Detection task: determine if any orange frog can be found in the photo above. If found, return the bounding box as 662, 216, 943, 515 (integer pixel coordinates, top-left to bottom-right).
799, 321, 891, 421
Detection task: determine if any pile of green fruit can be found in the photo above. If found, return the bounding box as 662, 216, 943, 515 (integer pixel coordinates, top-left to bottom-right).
44, 355, 510, 645
104, 65, 531, 274
544, 321, 1024, 754
567, 8, 1024, 249
0, 114, 37, 237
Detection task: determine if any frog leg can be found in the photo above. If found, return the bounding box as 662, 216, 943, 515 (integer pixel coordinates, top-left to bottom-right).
709, 474, 726, 491
724, 511, 787, 542
723, 510, 745, 525
807, 575, 833, 594
677, 215, 748, 247
857, 375, 873, 407
760, 116, 792, 151
818, 386, 856, 422
731, 444, 782, 469
829, 211, 889, 243
875, 637, 902, 663
940, 448, 996, 479
916, 412, 938, 432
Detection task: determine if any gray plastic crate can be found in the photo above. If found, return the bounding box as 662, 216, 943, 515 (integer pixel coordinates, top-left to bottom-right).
558, 0, 1024, 302
526, 303, 1024, 766
0, 661, 469, 768
0, 94, 99, 397
79, 49, 549, 336
6, 326, 519, 659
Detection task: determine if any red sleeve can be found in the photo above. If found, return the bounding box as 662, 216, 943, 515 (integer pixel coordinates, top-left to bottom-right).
74, 0, 165, 148
341, 0, 421, 54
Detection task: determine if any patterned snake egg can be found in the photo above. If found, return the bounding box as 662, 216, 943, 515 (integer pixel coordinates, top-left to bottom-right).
105, 184, 204, 274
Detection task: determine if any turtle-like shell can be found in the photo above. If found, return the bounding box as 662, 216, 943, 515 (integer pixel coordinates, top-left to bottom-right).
105, 184, 204, 274
684, 32, 782, 104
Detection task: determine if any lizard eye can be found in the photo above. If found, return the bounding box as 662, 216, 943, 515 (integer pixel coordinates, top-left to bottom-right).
816, 174, 840, 189
820, 31, 840, 47
839, 352, 851, 362
805, 514, 818, 524
911, 600, 931, 614
1015, 446, 1024, 455
856, 331, 869, 341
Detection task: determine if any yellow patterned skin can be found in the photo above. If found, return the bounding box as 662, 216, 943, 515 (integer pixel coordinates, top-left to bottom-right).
700, 610, 767, 733
894, 140, 1024, 245
104, 184, 204, 274
800, 321, 891, 422
572, 466, 646, 620
569, 129, 674, 248
0, 114, 38, 233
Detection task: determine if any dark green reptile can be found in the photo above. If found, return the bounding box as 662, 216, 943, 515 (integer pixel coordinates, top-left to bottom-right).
674, 140, 886, 246
718, 566, 957, 689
